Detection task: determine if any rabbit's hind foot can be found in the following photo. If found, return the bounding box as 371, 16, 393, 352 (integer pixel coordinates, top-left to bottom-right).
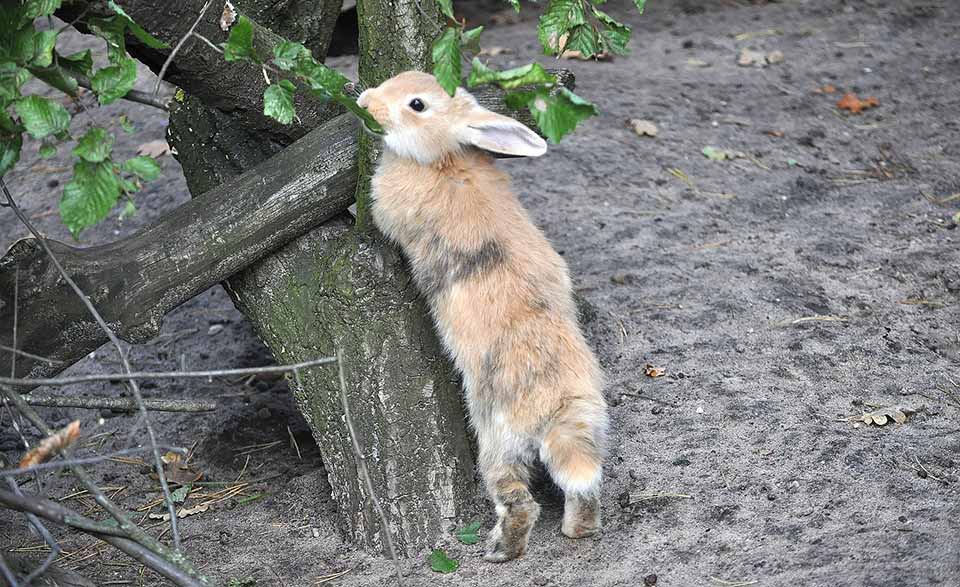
483, 479, 541, 563
562, 493, 601, 539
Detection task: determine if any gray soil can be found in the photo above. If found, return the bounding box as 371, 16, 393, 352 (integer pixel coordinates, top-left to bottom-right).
2, 0, 959, 585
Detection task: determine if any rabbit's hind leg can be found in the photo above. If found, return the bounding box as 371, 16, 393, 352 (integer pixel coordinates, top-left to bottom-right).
478, 430, 539, 562
540, 399, 605, 539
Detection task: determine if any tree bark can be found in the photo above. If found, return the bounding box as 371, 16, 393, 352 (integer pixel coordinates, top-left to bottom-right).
159, 0, 480, 554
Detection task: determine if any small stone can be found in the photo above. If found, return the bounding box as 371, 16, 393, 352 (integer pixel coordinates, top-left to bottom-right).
651, 405, 664, 415
644, 573, 658, 586
533, 576, 549, 586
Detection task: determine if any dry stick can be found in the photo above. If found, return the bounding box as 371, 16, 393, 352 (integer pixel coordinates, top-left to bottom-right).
1, 181, 181, 554
0, 446, 186, 478
0, 489, 203, 587
0, 385, 172, 557
10, 267, 16, 381
0, 345, 57, 366
22, 394, 218, 413
0, 357, 336, 388
332, 351, 403, 586
155, 0, 214, 96
0, 552, 18, 587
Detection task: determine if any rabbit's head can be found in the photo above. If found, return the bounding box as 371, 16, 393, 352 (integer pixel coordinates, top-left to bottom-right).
357, 71, 547, 165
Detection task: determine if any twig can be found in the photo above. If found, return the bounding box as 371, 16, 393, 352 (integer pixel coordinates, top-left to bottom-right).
1, 446, 187, 478
332, 353, 403, 585
22, 395, 218, 413
0, 488, 131, 537
0, 357, 336, 388
287, 425, 302, 460
710, 578, 758, 587
10, 267, 17, 381
155, 0, 214, 96
5, 469, 61, 587
0, 553, 17, 587
0, 344, 58, 366
1, 181, 181, 555
775, 315, 848, 327
73, 73, 170, 111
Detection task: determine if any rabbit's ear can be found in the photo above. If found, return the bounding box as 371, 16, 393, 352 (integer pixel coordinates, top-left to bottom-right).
459, 105, 547, 158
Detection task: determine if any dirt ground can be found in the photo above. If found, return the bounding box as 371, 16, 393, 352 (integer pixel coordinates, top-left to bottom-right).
2, 0, 959, 585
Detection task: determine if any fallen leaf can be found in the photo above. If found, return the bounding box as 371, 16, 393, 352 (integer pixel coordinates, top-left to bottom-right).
159, 451, 203, 484
686, 58, 711, 68
149, 503, 209, 522
836, 92, 879, 114
479, 46, 511, 57
630, 119, 659, 138
737, 49, 785, 67
171, 483, 193, 504
220, 1, 237, 32
855, 406, 908, 426
814, 84, 837, 94
429, 548, 459, 573
19, 421, 81, 468
702, 146, 728, 161
136, 139, 171, 159
765, 130, 785, 138
455, 521, 481, 545
644, 364, 666, 378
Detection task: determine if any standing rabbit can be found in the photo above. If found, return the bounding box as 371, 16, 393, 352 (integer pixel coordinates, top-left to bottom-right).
358, 71, 607, 562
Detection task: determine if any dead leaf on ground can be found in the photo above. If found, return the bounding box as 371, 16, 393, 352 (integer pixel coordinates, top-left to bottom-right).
220, 1, 237, 31
836, 92, 879, 114
479, 46, 511, 57
159, 451, 203, 484
19, 420, 81, 468
686, 58, 711, 68
737, 49, 784, 67
814, 84, 837, 94
845, 406, 909, 427
630, 119, 659, 138
644, 364, 666, 378
489, 8, 523, 26
764, 130, 785, 138
149, 503, 210, 522
136, 139, 171, 159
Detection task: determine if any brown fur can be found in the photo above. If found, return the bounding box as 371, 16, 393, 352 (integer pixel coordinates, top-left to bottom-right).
358, 72, 608, 562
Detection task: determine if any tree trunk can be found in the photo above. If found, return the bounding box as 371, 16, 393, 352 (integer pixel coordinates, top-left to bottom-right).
162, 0, 480, 554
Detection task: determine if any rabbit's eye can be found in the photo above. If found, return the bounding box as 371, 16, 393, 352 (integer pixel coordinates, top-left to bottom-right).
409, 98, 426, 112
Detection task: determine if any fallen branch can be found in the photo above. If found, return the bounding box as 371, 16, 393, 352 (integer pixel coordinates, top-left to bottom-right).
22, 394, 217, 412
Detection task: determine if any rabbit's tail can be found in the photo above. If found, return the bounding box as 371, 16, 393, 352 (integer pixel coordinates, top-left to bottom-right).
539, 396, 607, 497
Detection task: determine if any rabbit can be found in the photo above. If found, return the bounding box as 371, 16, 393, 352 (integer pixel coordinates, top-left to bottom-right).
357, 71, 607, 562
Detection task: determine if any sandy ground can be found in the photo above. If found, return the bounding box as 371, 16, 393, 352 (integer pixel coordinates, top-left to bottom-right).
2, 0, 959, 585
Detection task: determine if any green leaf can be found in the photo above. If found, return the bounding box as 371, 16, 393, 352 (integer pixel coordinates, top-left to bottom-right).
263, 79, 296, 124
86, 16, 128, 64
29, 65, 79, 97
118, 114, 135, 133
467, 58, 556, 90
564, 25, 601, 58
171, 483, 192, 503
90, 57, 137, 105
60, 160, 122, 237
223, 15, 256, 62
538, 0, 586, 55
15, 95, 70, 139
634, 0, 647, 14
73, 127, 114, 163
0, 134, 23, 177
455, 521, 481, 545
119, 199, 137, 220
22, 0, 62, 18
592, 7, 631, 55
61, 49, 94, 77
38, 143, 56, 158
30, 29, 59, 68
107, 0, 169, 49
702, 146, 728, 161
460, 26, 484, 55
0, 64, 32, 106
506, 87, 597, 143
507, 0, 520, 11
436, 0, 454, 19
428, 549, 459, 573
122, 155, 161, 181
431, 27, 461, 96
272, 40, 310, 70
